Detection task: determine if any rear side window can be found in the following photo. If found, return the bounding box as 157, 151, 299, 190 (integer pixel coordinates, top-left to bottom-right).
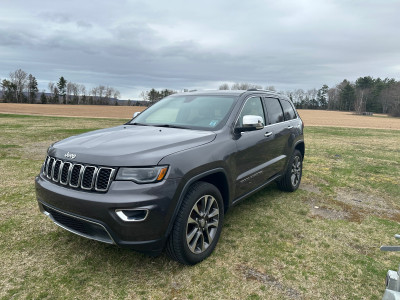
280, 99, 297, 120
263, 98, 284, 125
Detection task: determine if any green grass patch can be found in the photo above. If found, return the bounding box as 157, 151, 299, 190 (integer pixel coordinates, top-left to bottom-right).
0, 115, 399, 299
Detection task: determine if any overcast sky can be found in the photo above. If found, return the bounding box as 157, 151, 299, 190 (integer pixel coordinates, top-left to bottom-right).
1, 0, 400, 99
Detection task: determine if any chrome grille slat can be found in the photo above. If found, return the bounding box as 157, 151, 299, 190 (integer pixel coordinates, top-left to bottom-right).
60, 162, 72, 185
47, 157, 55, 179
52, 160, 63, 182
69, 164, 84, 188
81, 166, 98, 190
42, 156, 114, 192
95, 168, 115, 192
43, 156, 49, 175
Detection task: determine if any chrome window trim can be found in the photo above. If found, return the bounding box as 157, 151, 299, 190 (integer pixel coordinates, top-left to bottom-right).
234, 95, 266, 130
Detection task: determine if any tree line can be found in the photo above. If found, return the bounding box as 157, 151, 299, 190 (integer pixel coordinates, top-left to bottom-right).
1, 69, 121, 105
219, 77, 400, 117
2, 68, 399, 116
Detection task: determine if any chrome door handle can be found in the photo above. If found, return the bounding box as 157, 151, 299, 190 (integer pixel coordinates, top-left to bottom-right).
264, 132, 272, 137
287, 126, 293, 129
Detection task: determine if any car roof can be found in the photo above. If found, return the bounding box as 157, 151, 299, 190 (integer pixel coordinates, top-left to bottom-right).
171, 89, 284, 98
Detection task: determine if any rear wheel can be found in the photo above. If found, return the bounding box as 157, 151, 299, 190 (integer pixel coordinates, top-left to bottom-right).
277, 149, 302, 192
166, 181, 224, 265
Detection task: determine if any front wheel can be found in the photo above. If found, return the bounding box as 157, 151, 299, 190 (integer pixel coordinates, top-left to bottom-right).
277, 149, 303, 192
166, 181, 224, 265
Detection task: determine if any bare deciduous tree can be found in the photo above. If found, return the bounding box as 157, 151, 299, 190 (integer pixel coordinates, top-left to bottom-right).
9, 69, 27, 102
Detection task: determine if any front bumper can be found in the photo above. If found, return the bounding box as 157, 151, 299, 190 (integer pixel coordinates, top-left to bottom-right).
35, 174, 181, 255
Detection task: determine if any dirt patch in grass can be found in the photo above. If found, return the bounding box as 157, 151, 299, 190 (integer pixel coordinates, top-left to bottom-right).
310, 206, 349, 220
237, 265, 302, 299
334, 189, 400, 222
299, 182, 321, 194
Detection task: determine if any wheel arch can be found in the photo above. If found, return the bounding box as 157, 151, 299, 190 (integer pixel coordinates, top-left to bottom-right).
165, 168, 231, 239
294, 140, 305, 159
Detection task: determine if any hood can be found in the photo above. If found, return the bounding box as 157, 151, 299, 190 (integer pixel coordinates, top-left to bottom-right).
49, 125, 216, 166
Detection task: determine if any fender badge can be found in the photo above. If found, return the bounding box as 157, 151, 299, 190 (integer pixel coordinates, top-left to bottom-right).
65, 152, 76, 159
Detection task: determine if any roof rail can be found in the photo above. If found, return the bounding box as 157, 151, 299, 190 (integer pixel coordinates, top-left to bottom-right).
246, 88, 278, 93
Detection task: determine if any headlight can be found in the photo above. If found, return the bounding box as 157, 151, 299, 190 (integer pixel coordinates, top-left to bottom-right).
115, 166, 168, 183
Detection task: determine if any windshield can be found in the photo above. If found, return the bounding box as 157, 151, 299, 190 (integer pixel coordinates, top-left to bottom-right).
130, 94, 237, 130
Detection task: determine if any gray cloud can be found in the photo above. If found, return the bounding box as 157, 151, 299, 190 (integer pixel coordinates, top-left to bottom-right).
1, 0, 400, 98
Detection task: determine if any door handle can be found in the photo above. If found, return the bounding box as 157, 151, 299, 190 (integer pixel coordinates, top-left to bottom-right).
264, 132, 272, 137
287, 126, 293, 129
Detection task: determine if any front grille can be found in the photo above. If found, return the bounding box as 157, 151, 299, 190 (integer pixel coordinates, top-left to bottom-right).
42, 156, 115, 192
96, 168, 113, 191
42, 204, 113, 244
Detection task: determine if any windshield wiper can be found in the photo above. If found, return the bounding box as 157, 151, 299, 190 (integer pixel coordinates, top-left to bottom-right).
129, 122, 150, 126
153, 124, 190, 129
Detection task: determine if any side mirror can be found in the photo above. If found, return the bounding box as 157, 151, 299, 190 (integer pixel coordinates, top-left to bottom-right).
235, 115, 264, 133
133, 111, 141, 118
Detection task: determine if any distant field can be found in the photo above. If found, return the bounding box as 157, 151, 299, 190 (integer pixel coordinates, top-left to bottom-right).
0, 113, 400, 299
1, 103, 400, 130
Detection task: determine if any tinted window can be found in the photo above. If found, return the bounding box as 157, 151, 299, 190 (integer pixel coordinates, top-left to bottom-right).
237, 97, 265, 127
280, 99, 297, 120
264, 98, 284, 124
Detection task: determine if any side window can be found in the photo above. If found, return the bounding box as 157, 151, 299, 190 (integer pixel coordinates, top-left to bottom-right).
237, 97, 265, 127
263, 98, 284, 125
280, 99, 297, 120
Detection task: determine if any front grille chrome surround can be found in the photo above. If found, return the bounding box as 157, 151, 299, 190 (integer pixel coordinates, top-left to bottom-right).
95, 167, 116, 192
52, 160, 63, 182
81, 166, 98, 190
42, 156, 115, 193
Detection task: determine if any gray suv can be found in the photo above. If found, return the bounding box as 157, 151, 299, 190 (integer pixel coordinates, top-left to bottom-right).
35, 89, 305, 265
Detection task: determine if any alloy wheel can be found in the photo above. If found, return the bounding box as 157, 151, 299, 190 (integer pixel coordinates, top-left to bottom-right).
186, 195, 220, 254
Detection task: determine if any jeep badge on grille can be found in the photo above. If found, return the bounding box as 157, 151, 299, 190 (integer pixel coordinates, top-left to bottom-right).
64, 152, 76, 159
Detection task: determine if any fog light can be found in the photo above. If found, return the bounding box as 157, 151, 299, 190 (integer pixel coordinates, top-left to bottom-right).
115, 209, 149, 222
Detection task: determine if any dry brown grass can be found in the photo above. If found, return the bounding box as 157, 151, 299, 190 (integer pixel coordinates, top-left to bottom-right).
0, 103, 146, 119
1, 103, 400, 130
298, 109, 400, 130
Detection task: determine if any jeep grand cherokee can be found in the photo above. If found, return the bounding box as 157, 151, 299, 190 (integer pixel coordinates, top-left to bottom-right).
35, 89, 305, 265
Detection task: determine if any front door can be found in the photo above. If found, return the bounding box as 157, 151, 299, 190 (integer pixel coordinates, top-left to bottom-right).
233, 96, 281, 198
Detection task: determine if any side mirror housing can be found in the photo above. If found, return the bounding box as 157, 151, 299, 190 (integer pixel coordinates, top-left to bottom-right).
133, 111, 141, 118
235, 115, 264, 133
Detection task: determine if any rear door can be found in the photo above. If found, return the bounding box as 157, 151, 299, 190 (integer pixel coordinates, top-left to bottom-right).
261, 97, 288, 176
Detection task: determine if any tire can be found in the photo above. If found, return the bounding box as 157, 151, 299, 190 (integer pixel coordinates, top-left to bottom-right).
277, 149, 303, 192
166, 181, 224, 265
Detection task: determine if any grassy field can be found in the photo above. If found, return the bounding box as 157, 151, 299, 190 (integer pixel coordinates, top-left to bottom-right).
1, 113, 400, 299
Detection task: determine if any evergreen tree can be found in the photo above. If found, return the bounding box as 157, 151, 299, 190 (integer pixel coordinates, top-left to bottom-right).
339, 83, 356, 111
28, 74, 38, 103
40, 92, 47, 104
317, 84, 329, 109
57, 76, 67, 104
